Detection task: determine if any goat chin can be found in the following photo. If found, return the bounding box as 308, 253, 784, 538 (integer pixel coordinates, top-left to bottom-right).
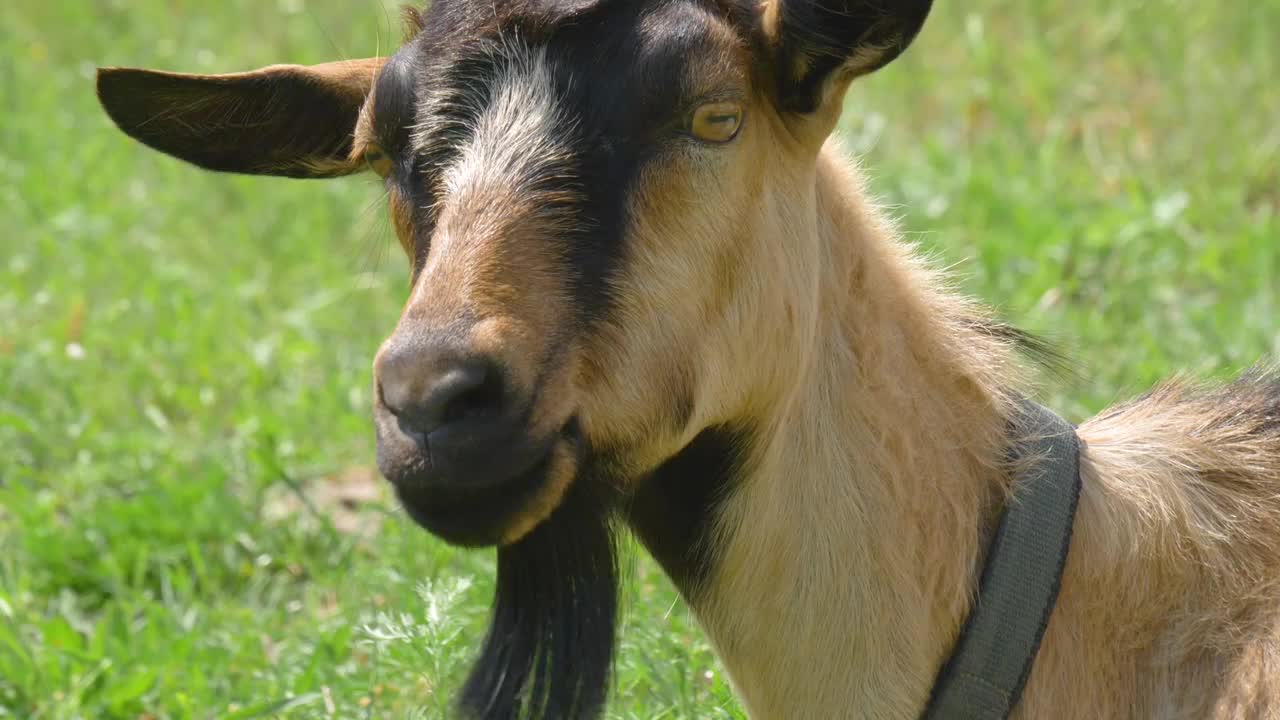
460, 476, 620, 720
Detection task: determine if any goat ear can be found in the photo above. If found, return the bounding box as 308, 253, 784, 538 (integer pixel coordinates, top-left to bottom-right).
96, 58, 385, 179
763, 0, 933, 114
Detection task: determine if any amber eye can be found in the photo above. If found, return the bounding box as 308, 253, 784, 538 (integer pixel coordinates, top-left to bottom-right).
364, 145, 392, 177
689, 101, 744, 144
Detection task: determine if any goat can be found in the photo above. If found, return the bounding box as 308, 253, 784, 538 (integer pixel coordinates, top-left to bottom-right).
96, 1, 1280, 718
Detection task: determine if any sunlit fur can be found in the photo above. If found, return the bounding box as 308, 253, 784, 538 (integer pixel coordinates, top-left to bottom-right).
569, 14, 1280, 720
95, 1, 1280, 717
670, 129, 1280, 717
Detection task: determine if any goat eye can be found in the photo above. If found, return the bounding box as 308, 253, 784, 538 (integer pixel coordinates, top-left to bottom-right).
364, 145, 392, 177
689, 101, 744, 144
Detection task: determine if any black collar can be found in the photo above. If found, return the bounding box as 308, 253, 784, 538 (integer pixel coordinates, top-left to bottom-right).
921, 399, 1082, 719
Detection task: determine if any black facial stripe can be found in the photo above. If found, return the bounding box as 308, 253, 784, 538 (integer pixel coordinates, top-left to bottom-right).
533, 2, 723, 328
396, 0, 753, 330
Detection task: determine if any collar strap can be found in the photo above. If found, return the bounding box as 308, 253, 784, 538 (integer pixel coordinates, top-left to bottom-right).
921, 399, 1082, 719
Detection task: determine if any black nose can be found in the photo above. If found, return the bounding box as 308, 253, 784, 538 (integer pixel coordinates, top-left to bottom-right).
377, 350, 505, 442
374, 339, 557, 496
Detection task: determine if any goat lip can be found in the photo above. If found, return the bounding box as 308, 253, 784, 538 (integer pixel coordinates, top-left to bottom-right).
388, 418, 582, 547
394, 449, 554, 547
375, 407, 547, 492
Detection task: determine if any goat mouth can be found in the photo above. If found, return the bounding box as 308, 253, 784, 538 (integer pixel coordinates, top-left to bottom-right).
393, 418, 583, 547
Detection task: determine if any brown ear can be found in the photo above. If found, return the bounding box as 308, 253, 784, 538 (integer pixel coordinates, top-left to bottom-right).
764, 0, 933, 114
96, 58, 386, 179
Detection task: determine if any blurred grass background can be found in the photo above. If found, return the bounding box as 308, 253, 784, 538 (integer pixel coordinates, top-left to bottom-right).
0, 0, 1275, 717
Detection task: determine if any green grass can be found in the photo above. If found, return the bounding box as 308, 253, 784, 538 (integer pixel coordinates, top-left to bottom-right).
1, 0, 1275, 717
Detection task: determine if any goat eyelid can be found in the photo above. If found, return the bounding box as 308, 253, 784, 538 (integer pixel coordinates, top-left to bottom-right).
687, 100, 745, 144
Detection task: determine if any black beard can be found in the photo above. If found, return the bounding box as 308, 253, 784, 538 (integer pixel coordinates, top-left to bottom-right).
459, 476, 619, 720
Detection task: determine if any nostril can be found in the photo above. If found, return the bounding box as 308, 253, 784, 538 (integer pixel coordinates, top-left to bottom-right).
440, 365, 504, 425
428, 363, 495, 425
380, 358, 505, 439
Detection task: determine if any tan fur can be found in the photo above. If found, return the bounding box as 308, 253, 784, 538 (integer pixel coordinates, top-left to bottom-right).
387, 188, 414, 257
1025, 381, 1280, 720
581, 89, 1280, 720
617, 136, 1020, 717
603, 123, 1280, 715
